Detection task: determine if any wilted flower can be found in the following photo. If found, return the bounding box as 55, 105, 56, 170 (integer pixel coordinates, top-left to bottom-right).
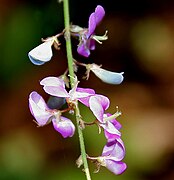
29, 91, 75, 138
70, 5, 107, 57
28, 36, 60, 65
86, 64, 124, 85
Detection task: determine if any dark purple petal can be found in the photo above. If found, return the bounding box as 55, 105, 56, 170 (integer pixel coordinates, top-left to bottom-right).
88, 12, 97, 37
94, 5, 105, 26
77, 43, 90, 57
87, 5, 105, 37
29, 91, 53, 126
52, 116, 75, 138
105, 160, 127, 175
89, 39, 96, 50
40, 77, 69, 97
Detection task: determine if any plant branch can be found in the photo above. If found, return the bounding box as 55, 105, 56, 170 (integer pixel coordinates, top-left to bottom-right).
62, 0, 91, 179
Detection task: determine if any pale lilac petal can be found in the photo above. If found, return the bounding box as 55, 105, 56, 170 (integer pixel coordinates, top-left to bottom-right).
76, 88, 95, 95
52, 116, 75, 138
40, 77, 69, 97
29, 91, 52, 126
105, 160, 127, 175
95, 95, 110, 110
94, 5, 105, 25
89, 95, 110, 122
101, 121, 121, 139
40, 77, 65, 87
76, 88, 95, 106
102, 139, 125, 161
77, 43, 90, 57
105, 113, 122, 130
72, 87, 95, 103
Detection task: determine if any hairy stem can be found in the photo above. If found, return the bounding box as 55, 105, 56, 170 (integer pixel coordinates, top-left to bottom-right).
63, 0, 91, 180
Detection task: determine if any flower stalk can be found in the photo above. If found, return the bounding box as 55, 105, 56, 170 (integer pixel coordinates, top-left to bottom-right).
63, 0, 91, 179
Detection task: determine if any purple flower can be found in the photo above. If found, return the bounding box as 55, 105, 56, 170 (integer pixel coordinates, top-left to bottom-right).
103, 113, 122, 140
88, 94, 110, 123
89, 138, 126, 175
101, 139, 127, 175
40, 76, 95, 105
29, 91, 75, 138
102, 138, 125, 161
71, 5, 107, 57
87, 95, 122, 138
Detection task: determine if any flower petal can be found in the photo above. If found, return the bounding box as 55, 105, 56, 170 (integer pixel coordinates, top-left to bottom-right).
40, 77, 69, 97
28, 40, 53, 65
77, 43, 90, 57
90, 64, 124, 85
89, 95, 110, 122
105, 160, 127, 175
94, 5, 105, 26
76, 88, 95, 107
105, 113, 122, 130
52, 116, 75, 138
102, 139, 125, 161
29, 91, 52, 126
101, 121, 121, 140
88, 5, 105, 37
88, 12, 97, 37
89, 39, 96, 50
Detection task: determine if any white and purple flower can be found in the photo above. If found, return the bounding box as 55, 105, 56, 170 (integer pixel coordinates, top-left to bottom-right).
39, 76, 96, 105
29, 91, 75, 138
88, 138, 127, 175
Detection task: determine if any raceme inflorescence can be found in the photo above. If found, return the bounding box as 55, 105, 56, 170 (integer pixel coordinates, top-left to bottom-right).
28, 2, 127, 179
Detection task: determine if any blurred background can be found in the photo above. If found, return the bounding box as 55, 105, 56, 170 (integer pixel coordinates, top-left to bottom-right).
0, 0, 174, 179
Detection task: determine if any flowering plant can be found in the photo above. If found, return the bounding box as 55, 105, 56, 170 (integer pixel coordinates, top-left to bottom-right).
28, 1, 126, 179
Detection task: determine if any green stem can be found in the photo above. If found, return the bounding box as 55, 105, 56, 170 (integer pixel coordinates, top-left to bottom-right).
63, 0, 74, 86
63, 1, 91, 180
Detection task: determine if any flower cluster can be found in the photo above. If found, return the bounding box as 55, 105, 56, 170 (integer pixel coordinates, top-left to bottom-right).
28, 4, 126, 176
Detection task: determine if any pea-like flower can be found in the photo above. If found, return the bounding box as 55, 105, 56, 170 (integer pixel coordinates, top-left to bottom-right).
86, 64, 124, 85
87, 95, 122, 138
88, 138, 127, 175
28, 36, 60, 65
29, 91, 75, 138
40, 76, 96, 105
70, 5, 107, 57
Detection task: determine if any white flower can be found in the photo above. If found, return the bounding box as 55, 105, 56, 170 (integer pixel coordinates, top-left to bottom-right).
28, 37, 55, 65
88, 64, 124, 84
